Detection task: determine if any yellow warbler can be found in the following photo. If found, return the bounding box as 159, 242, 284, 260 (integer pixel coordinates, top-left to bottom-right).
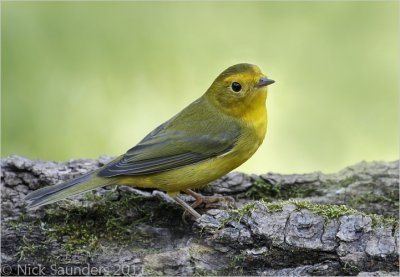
25, 63, 275, 219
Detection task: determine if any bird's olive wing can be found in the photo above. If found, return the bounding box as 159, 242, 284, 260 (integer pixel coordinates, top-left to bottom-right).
97, 118, 240, 177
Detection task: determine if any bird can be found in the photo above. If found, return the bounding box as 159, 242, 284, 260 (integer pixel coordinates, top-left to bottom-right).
25, 63, 275, 219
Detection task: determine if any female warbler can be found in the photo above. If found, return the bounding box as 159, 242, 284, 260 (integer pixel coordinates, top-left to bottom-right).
25, 63, 275, 219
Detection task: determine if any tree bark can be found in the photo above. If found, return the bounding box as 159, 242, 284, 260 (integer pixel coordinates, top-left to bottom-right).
1, 156, 398, 276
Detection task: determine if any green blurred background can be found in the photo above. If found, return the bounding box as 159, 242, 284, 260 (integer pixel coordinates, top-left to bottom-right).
2, 1, 398, 174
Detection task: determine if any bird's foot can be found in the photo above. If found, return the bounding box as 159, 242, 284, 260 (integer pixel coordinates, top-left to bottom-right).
174, 189, 235, 221
184, 189, 235, 209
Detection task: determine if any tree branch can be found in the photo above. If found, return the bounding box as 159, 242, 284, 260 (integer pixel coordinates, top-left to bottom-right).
1, 156, 398, 276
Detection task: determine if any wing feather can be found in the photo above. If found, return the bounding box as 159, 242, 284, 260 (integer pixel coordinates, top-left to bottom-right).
97, 98, 241, 177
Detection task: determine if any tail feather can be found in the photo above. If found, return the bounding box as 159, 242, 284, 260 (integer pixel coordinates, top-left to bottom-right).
25, 172, 105, 209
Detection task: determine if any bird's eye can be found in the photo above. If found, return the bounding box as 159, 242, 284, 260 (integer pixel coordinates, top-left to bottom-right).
231, 82, 242, 92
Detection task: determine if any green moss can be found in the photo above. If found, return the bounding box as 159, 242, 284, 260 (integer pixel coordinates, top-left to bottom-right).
285, 199, 398, 227
285, 200, 398, 227
245, 178, 321, 201
244, 176, 398, 220
326, 175, 360, 188
13, 189, 186, 259
264, 201, 284, 212
226, 200, 286, 223
47, 224, 99, 256
287, 199, 359, 221
349, 192, 397, 206
286, 187, 319, 199
227, 202, 257, 222
245, 174, 398, 206
9, 220, 28, 232
246, 180, 281, 200
43, 191, 141, 255
225, 199, 398, 228
44, 191, 177, 255
368, 214, 398, 227
17, 236, 43, 261
342, 261, 361, 275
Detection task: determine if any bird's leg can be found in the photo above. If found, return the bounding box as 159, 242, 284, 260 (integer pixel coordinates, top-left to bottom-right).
184, 189, 234, 209
173, 195, 201, 219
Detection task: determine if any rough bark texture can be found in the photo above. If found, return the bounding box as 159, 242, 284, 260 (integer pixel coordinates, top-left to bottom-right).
1, 155, 398, 276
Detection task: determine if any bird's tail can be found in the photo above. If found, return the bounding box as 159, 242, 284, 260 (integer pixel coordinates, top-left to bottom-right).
25, 171, 108, 209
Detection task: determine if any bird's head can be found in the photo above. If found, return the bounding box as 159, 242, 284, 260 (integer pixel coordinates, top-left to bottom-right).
206, 63, 274, 118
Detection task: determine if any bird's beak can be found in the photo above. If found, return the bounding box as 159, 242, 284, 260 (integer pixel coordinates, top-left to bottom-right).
255, 77, 275, 88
